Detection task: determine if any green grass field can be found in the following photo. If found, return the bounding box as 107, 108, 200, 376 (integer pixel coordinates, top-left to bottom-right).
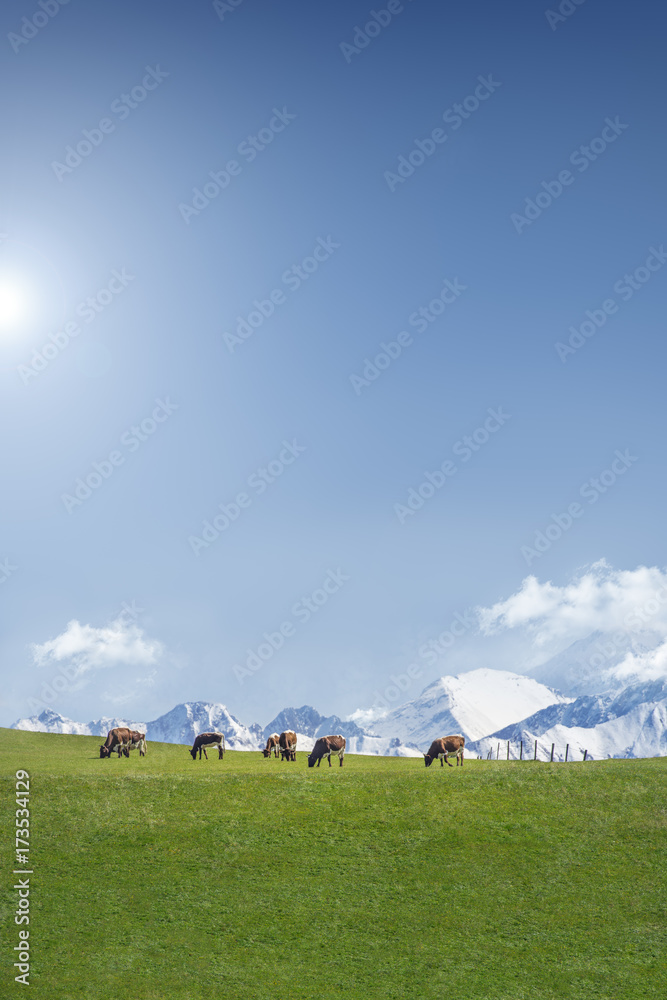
2, 728, 666, 999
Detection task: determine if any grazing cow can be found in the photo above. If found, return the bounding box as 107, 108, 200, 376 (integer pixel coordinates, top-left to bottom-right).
262, 733, 281, 758
190, 732, 225, 760
279, 730, 297, 761
100, 727, 134, 759
307, 735, 346, 768
423, 735, 465, 767
123, 731, 147, 757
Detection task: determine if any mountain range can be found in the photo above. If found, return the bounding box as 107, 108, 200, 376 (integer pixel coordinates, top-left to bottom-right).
11, 632, 667, 760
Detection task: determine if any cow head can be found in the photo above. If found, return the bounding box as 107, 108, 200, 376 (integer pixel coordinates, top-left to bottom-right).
261, 747, 272, 757
100, 745, 110, 758
423, 754, 433, 767
307, 754, 316, 768
189, 747, 197, 760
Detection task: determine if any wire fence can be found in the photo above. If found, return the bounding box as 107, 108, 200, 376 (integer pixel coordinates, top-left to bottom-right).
482, 739, 591, 763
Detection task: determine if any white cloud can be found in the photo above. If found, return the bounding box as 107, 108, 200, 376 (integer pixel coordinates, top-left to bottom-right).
476, 561, 667, 684
477, 561, 667, 645
613, 641, 667, 684
347, 706, 389, 727
31, 618, 163, 679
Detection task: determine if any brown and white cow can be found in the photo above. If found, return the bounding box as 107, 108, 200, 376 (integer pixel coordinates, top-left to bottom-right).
262, 733, 281, 758
190, 732, 225, 760
307, 735, 346, 768
124, 731, 147, 757
100, 727, 134, 759
423, 735, 465, 767
279, 730, 297, 761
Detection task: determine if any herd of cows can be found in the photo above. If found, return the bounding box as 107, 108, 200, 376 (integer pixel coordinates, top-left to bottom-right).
99, 727, 466, 768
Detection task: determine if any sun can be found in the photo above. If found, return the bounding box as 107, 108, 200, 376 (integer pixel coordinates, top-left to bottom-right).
0, 277, 29, 329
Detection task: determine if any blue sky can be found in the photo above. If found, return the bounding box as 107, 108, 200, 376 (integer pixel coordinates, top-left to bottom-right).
1, 0, 666, 728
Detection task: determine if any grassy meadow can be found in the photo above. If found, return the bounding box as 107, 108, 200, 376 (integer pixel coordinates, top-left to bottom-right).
2, 727, 666, 999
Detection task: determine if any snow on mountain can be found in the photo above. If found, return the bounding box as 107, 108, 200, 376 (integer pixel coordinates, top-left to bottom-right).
12, 671, 667, 760
355, 669, 570, 746
147, 702, 261, 750
476, 678, 667, 740
263, 705, 368, 742
472, 701, 667, 761
469, 678, 667, 760
279, 733, 420, 757
13, 709, 145, 736
527, 630, 664, 696
11, 704, 426, 758
12, 702, 262, 750
261, 707, 418, 756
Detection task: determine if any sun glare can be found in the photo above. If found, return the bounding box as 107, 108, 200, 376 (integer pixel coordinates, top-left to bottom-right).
0, 279, 28, 329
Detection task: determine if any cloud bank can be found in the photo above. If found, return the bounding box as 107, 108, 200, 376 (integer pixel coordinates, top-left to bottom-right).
32, 617, 163, 679
476, 560, 667, 683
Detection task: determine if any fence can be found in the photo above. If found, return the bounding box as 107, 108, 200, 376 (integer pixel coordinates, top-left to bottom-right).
483, 739, 591, 763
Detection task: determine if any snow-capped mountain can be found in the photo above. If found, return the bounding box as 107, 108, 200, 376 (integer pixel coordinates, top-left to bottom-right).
12, 702, 261, 750
353, 668, 570, 746
469, 678, 667, 760
11, 654, 667, 760
13, 709, 146, 737
263, 705, 368, 742
471, 702, 667, 762
147, 702, 262, 750
261, 707, 420, 756
527, 630, 664, 696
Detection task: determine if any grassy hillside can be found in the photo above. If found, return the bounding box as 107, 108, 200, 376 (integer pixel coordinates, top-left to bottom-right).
2, 728, 665, 999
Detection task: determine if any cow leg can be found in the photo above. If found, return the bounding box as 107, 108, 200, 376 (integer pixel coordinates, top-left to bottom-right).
339, 752, 344, 767
203, 747, 208, 760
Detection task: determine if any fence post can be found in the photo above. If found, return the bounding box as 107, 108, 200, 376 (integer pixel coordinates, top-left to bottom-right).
583, 749, 587, 762
550, 743, 554, 763
519, 740, 523, 760
565, 744, 569, 763
507, 740, 510, 761
534, 739, 538, 761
